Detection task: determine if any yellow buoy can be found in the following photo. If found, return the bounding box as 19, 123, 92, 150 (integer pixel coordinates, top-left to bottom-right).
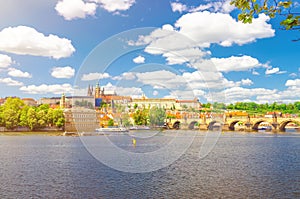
132, 138, 136, 146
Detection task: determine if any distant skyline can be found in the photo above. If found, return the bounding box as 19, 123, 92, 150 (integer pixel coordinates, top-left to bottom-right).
0, 0, 299, 103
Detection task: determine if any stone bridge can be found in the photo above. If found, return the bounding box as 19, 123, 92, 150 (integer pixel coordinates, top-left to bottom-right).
166, 115, 300, 132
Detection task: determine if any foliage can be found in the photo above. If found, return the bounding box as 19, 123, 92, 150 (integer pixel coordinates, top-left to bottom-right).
0, 98, 65, 130
132, 108, 149, 125
231, 0, 299, 39
108, 119, 114, 127
121, 113, 132, 127
149, 106, 166, 126
202, 101, 300, 114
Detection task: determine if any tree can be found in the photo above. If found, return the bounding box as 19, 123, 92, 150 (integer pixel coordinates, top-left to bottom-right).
27, 107, 38, 130
121, 113, 132, 127
231, 0, 299, 39
52, 109, 65, 128
149, 106, 166, 126
2, 98, 25, 129
108, 119, 114, 127
133, 109, 149, 125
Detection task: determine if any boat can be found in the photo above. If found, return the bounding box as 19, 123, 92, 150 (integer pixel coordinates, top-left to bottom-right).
95, 127, 128, 133
258, 126, 272, 131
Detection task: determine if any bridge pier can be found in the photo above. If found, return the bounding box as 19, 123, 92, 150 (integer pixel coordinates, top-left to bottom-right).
222, 123, 230, 131
199, 123, 207, 130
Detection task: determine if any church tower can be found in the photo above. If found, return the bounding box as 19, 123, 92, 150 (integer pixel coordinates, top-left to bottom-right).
60, 93, 66, 108
95, 82, 101, 98
87, 85, 93, 96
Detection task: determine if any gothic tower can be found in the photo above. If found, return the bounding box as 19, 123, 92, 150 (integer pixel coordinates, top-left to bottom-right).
95, 82, 101, 98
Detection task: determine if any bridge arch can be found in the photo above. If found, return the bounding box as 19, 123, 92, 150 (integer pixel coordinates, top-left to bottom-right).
208, 120, 223, 131
173, 121, 180, 130
188, 121, 198, 130
252, 120, 274, 131
229, 120, 242, 131
279, 120, 300, 131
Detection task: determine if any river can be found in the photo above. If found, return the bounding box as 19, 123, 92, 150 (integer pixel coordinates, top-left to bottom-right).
0, 131, 299, 198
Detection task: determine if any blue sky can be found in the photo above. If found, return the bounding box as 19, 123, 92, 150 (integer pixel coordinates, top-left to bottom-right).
0, 0, 299, 104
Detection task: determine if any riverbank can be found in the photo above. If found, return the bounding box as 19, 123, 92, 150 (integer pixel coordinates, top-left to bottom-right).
0, 131, 64, 136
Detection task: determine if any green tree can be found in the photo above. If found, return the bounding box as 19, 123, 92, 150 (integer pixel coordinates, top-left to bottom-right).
19, 105, 29, 127
0, 106, 4, 126
149, 106, 166, 126
27, 107, 38, 130
52, 109, 65, 128
2, 98, 25, 129
231, 0, 299, 39
133, 108, 149, 125
121, 113, 131, 127
108, 119, 114, 127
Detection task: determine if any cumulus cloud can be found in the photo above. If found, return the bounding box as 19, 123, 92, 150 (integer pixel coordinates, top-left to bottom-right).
94, 0, 136, 13
285, 79, 300, 87
170, 2, 187, 13
8, 68, 32, 78
100, 82, 143, 98
0, 26, 75, 59
0, 54, 13, 68
112, 72, 136, 80
171, 0, 235, 14
239, 78, 253, 86
81, 72, 111, 81
0, 77, 23, 86
175, 12, 275, 47
51, 66, 75, 79
20, 83, 73, 94
195, 55, 262, 72
55, 0, 97, 20
265, 67, 286, 75
133, 55, 145, 64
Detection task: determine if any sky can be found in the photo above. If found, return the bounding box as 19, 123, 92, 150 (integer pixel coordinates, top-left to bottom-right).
0, 0, 299, 104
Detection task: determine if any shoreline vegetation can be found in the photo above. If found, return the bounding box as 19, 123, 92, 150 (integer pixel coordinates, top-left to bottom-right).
0, 131, 65, 136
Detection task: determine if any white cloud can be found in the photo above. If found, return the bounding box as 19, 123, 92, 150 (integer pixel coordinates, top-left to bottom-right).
170, 2, 187, 13
20, 83, 73, 94
8, 68, 32, 78
175, 12, 275, 47
0, 77, 23, 86
133, 55, 145, 64
51, 66, 75, 79
252, 70, 260, 75
81, 72, 111, 81
153, 90, 159, 96
112, 72, 136, 80
289, 73, 297, 78
101, 82, 143, 98
0, 54, 13, 68
265, 67, 286, 75
171, 0, 235, 14
196, 55, 262, 72
93, 0, 135, 13
0, 26, 75, 59
240, 78, 253, 86
55, 0, 97, 20
130, 12, 274, 71
285, 79, 300, 87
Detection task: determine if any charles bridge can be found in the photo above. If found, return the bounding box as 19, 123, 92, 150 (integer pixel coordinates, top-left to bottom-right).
167, 114, 300, 132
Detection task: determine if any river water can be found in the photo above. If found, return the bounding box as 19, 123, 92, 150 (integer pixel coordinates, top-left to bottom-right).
0, 131, 299, 198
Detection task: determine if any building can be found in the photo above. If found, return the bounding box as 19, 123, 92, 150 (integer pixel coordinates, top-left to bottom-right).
130, 94, 201, 111
22, 98, 37, 106
64, 107, 99, 132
